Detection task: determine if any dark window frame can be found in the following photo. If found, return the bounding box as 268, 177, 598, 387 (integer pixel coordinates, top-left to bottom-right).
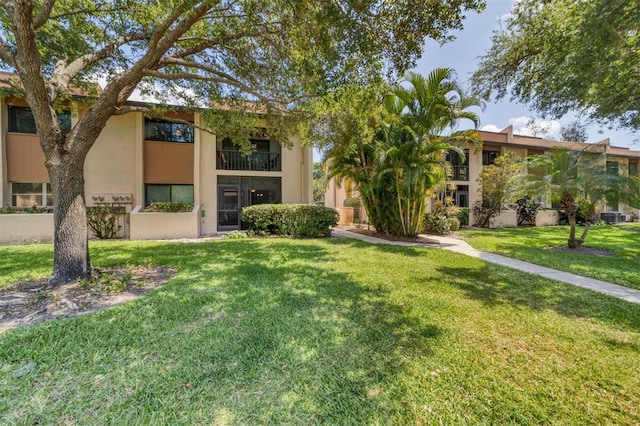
8, 105, 71, 134
144, 184, 194, 206
144, 118, 194, 143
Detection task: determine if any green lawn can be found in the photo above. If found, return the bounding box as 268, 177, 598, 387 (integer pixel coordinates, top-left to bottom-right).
1, 238, 639, 424
459, 224, 640, 290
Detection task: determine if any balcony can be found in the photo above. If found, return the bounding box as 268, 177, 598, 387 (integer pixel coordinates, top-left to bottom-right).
449, 165, 469, 181
216, 150, 281, 172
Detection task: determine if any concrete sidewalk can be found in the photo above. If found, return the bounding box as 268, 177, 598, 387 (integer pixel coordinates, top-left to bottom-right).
331, 227, 640, 305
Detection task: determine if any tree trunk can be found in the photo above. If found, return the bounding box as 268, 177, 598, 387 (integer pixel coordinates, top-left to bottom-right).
567, 215, 578, 248
48, 159, 92, 285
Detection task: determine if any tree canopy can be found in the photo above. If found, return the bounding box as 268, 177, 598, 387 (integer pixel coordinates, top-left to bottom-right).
472, 0, 640, 131
0, 0, 485, 285
324, 69, 481, 236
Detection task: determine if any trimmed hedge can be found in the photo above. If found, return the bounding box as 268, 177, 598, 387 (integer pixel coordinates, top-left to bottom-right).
242, 204, 339, 238
145, 202, 194, 212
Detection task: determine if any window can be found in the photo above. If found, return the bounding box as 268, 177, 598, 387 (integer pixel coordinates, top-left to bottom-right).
11, 182, 52, 207
145, 184, 194, 205
628, 163, 638, 176
606, 161, 619, 175
217, 176, 282, 229
8, 106, 71, 133
144, 118, 194, 143
482, 150, 501, 166
446, 149, 469, 181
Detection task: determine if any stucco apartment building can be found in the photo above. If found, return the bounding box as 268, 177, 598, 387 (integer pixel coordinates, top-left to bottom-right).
325, 126, 640, 224
0, 93, 313, 242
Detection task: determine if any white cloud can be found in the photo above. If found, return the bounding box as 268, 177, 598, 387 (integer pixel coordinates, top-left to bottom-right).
480, 124, 502, 133
509, 116, 561, 139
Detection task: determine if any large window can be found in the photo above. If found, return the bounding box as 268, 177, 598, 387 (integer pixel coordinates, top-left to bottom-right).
482, 150, 501, 166
11, 182, 52, 207
145, 184, 194, 205
445, 149, 469, 181
217, 176, 282, 229
8, 106, 71, 134
144, 118, 194, 143
629, 163, 638, 176
606, 161, 619, 175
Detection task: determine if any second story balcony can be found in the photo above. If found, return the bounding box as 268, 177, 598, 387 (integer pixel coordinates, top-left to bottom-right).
217, 149, 281, 172
449, 165, 469, 181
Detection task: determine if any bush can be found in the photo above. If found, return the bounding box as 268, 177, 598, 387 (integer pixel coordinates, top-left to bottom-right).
457, 208, 469, 226
242, 204, 339, 238
145, 202, 193, 213
86, 205, 126, 239
343, 197, 362, 222
423, 198, 460, 235
513, 196, 542, 226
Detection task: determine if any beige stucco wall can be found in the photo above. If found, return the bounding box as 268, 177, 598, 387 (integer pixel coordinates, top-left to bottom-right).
535, 209, 559, 227
129, 205, 201, 240
198, 117, 218, 235
0, 213, 53, 243
281, 138, 312, 204
489, 209, 517, 228
85, 113, 138, 206
0, 95, 6, 208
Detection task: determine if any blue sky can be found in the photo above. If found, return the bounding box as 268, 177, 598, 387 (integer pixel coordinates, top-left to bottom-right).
316, 0, 637, 162
412, 0, 638, 148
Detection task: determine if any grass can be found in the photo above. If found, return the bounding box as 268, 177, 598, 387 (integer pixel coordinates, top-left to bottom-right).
1, 238, 640, 424
459, 224, 640, 290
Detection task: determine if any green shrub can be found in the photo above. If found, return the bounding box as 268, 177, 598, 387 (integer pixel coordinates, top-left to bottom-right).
343, 197, 362, 222
242, 204, 339, 238
423, 198, 460, 235
145, 202, 193, 213
223, 230, 247, 240
86, 205, 126, 239
457, 208, 469, 226
0, 205, 54, 214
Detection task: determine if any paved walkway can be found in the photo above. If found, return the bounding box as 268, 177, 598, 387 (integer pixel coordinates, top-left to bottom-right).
332, 227, 640, 305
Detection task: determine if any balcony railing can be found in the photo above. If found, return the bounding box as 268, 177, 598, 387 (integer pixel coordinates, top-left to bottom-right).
449, 165, 469, 181
216, 150, 281, 172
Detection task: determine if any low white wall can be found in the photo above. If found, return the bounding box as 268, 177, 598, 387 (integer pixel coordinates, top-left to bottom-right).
0, 213, 54, 244
129, 205, 201, 240
489, 209, 517, 228
535, 209, 559, 227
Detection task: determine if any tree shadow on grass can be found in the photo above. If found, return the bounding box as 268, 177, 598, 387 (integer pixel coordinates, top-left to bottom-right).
436, 262, 640, 333
1, 239, 446, 424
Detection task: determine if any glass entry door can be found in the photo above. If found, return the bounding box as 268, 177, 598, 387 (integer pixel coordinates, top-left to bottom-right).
218, 185, 240, 230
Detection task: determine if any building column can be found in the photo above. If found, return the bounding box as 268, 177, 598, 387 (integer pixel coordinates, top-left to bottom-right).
134, 112, 144, 207
0, 95, 6, 208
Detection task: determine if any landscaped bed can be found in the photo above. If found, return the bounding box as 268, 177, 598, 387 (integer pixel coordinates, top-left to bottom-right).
1, 238, 639, 424
459, 224, 640, 290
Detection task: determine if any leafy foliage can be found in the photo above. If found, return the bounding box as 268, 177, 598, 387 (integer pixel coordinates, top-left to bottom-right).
145, 202, 193, 213
472, 0, 640, 131
520, 145, 640, 247
423, 197, 460, 235
312, 162, 327, 202
324, 69, 482, 237
473, 153, 522, 227
242, 204, 338, 238
86, 206, 126, 239
513, 196, 543, 226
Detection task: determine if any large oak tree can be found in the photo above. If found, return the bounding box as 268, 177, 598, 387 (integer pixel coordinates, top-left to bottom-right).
0, 0, 485, 285
472, 0, 639, 132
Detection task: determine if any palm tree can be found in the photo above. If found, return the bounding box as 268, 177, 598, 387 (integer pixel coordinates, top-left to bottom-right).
378, 69, 482, 236
521, 145, 639, 248
324, 69, 482, 236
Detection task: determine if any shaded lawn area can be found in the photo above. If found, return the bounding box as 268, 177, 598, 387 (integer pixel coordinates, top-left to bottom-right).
1, 238, 639, 424
460, 224, 640, 290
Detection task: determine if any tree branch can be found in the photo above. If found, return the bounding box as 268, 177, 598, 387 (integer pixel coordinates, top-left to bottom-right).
0, 38, 15, 67
50, 32, 149, 96
33, 0, 55, 29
